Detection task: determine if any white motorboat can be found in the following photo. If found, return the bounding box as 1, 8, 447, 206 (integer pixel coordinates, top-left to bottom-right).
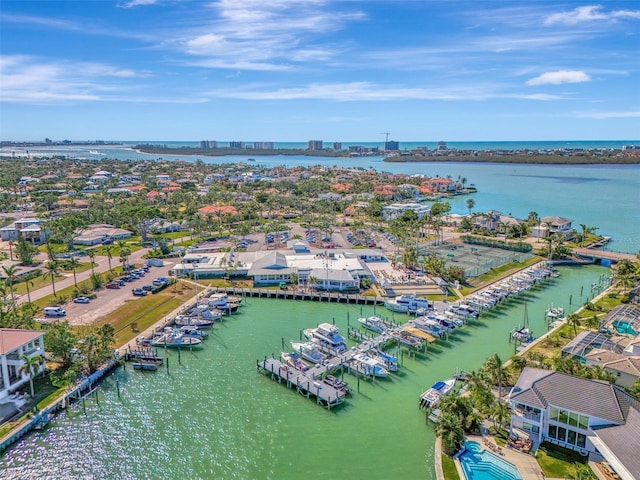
419, 378, 456, 408
281, 351, 310, 372
351, 353, 389, 378
303, 323, 347, 351
357, 316, 387, 333
291, 341, 327, 364
384, 294, 431, 314
545, 305, 564, 319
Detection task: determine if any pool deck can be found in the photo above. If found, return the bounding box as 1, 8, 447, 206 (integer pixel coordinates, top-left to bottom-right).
458, 434, 553, 480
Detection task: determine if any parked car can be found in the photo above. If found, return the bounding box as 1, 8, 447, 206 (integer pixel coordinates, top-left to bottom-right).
106, 282, 120, 289
132, 288, 148, 296
142, 284, 154, 291
73, 296, 91, 304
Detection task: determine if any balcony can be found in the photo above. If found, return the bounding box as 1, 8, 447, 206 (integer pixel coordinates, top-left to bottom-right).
512, 405, 541, 423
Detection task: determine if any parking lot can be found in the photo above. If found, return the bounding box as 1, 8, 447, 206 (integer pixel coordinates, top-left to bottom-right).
61, 259, 178, 326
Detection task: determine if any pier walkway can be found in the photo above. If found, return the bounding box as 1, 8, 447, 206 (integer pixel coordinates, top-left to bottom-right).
214, 287, 383, 305
258, 328, 396, 407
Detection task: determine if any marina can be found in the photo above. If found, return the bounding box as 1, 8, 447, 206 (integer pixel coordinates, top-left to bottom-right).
1, 264, 613, 478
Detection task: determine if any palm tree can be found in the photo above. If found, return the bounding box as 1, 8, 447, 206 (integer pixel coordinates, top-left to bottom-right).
466, 198, 475, 216
1, 264, 20, 304
566, 313, 582, 336
66, 257, 81, 288
18, 353, 43, 397
87, 249, 96, 275
119, 247, 131, 271
490, 400, 511, 433
23, 272, 36, 304
42, 260, 62, 297
484, 353, 505, 400
104, 244, 114, 271
579, 224, 598, 247
435, 412, 465, 456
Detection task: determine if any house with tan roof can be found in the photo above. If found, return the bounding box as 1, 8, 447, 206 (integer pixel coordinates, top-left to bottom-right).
198, 205, 239, 217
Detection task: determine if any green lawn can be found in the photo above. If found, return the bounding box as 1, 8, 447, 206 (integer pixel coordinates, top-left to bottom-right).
536, 442, 586, 478
459, 256, 543, 296
92, 290, 187, 346
442, 454, 460, 480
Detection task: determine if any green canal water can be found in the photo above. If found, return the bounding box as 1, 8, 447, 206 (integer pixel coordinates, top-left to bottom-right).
3, 265, 609, 480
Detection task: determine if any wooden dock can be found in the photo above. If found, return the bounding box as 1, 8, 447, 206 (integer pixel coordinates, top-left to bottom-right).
216, 287, 384, 305
257, 358, 346, 408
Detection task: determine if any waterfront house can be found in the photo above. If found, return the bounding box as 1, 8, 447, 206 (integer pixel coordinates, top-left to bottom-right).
508, 367, 640, 480
0, 329, 46, 401
541, 216, 574, 238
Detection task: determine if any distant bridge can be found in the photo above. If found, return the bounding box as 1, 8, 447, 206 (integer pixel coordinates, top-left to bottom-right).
572, 248, 637, 264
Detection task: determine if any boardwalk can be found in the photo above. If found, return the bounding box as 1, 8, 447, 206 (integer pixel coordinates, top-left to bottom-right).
215, 287, 384, 305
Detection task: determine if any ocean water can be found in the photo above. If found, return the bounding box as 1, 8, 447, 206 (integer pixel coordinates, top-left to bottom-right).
2, 266, 609, 479
3, 143, 637, 254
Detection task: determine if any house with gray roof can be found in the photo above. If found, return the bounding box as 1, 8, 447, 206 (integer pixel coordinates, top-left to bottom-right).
508, 367, 640, 480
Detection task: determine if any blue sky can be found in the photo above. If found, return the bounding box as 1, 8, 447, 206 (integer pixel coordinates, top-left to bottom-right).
1, 1, 639, 141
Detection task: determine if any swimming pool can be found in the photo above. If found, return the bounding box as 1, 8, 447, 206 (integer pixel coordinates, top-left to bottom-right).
458, 441, 523, 480
612, 320, 638, 336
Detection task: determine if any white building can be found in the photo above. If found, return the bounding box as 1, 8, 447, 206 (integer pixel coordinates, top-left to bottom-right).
172, 248, 380, 291
0, 218, 47, 244
382, 203, 431, 220
508, 367, 640, 480
0, 329, 46, 401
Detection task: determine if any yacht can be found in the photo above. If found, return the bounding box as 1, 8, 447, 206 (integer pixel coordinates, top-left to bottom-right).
303, 323, 347, 351
384, 294, 431, 314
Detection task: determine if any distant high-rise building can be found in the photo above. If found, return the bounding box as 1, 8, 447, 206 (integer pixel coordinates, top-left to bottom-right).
200, 140, 218, 149
332, 142, 343, 151
253, 142, 275, 150
229, 141, 245, 149
384, 140, 399, 151
308, 140, 323, 151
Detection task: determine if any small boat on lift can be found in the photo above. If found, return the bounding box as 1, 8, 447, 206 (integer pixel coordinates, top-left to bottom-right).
133, 362, 158, 371
419, 378, 455, 408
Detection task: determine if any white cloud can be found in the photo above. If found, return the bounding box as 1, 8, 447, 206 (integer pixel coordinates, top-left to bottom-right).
175, 0, 365, 70
0, 55, 181, 104
120, 0, 160, 8
526, 70, 591, 86
544, 5, 640, 25
206, 82, 562, 102
574, 110, 640, 119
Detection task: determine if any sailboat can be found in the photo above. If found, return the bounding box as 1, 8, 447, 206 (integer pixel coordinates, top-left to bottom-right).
511, 302, 533, 342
